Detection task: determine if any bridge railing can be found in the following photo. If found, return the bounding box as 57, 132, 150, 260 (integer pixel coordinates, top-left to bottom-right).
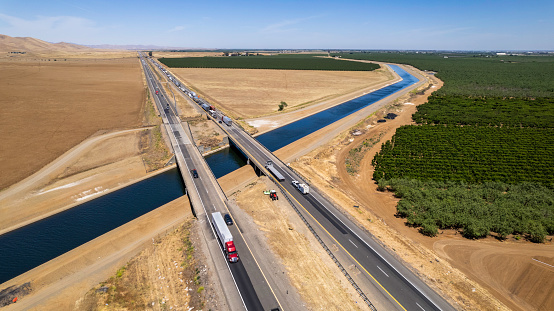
184, 122, 228, 202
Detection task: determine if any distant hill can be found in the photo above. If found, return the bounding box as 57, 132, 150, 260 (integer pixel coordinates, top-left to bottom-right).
0, 34, 94, 53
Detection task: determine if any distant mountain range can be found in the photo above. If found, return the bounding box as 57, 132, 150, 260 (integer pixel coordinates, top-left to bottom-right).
0, 34, 198, 52
85, 44, 194, 50
0, 34, 94, 52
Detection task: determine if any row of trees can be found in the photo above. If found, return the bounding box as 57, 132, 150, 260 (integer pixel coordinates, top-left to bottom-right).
413, 95, 554, 128
382, 179, 553, 242
337, 52, 554, 242
372, 126, 553, 186
334, 52, 554, 98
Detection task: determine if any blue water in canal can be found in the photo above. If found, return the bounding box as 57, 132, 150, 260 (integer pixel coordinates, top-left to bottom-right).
206, 64, 418, 176
0, 64, 417, 284
205, 143, 248, 178
257, 65, 418, 151
0, 168, 185, 284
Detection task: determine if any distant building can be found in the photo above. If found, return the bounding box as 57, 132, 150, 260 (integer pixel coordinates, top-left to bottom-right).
496, 52, 507, 56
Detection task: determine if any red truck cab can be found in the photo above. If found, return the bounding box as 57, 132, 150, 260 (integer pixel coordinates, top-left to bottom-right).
155, 90, 159, 95
225, 241, 239, 263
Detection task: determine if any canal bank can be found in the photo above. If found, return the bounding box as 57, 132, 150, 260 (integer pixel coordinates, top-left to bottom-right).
0, 196, 193, 310
0, 62, 426, 288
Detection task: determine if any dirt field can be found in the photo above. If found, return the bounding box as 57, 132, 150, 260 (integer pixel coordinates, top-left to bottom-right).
0, 55, 145, 190
288, 73, 554, 311
152, 51, 222, 58
0, 129, 150, 233
169, 66, 394, 121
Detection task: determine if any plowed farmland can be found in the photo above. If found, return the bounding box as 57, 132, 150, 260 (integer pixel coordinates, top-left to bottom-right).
0, 56, 144, 190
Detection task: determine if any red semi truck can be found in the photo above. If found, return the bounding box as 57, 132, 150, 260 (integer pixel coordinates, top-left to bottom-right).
212, 212, 239, 263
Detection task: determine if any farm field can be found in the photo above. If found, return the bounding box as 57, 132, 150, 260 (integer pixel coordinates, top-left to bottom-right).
159, 54, 380, 71
413, 95, 554, 127
0, 55, 145, 190
287, 72, 553, 310
372, 126, 554, 186
334, 52, 554, 97
338, 52, 554, 243
169, 66, 394, 119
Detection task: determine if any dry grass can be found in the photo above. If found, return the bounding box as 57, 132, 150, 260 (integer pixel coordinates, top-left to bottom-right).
79, 219, 206, 310
0, 56, 145, 190
140, 126, 173, 172
153, 51, 222, 58
170, 66, 392, 119
235, 179, 364, 311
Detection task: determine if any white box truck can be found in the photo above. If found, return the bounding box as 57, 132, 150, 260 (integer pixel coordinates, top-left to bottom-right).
292, 180, 309, 194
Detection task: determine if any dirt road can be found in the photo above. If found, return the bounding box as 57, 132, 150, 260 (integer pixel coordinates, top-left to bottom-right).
0, 128, 155, 234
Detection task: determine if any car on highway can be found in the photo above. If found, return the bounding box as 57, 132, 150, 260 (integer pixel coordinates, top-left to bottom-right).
191, 169, 199, 178
224, 213, 233, 225
155, 90, 159, 95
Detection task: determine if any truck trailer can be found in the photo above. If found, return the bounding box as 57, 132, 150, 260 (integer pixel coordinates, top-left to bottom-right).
292, 180, 309, 194
221, 116, 232, 126
265, 160, 285, 181
211, 212, 239, 263
201, 103, 210, 111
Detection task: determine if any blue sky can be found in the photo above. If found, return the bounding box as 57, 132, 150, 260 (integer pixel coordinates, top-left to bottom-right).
0, 0, 552, 50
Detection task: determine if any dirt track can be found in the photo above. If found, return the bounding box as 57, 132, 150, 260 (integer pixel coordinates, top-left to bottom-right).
0, 129, 152, 234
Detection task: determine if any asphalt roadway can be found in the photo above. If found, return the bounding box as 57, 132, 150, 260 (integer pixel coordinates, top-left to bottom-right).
146, 54, 456, 311
140, 55, 283, 311
213, 73, 456, 311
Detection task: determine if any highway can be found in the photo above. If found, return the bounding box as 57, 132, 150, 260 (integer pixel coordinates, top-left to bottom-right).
139, 55, 283, 311
219, 118, 454, 311
147, 54, 455, 310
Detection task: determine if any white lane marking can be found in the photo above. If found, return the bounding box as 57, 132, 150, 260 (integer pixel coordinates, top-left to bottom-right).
377, 265, 389, 278
212, 204, 216, 211
416, 302, 426, 311
349, 239, 358, 248
306, 174, 444, 311
533, 258, 554, 268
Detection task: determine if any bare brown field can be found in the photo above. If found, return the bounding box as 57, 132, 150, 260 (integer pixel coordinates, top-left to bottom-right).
2, 50, 136, 60
0, 129, 155, 233
170, 66, 393, 119
0, 55, 145, 190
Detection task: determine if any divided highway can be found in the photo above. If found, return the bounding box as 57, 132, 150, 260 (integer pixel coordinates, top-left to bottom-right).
140, 54, 283, 311
219, 119, 454, 311
146, 54, 455, 310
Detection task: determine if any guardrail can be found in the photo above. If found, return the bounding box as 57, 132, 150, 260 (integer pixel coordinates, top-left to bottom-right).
185, 122, 228, 202
266, 172, 377, 311
149, 58, 379, 310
